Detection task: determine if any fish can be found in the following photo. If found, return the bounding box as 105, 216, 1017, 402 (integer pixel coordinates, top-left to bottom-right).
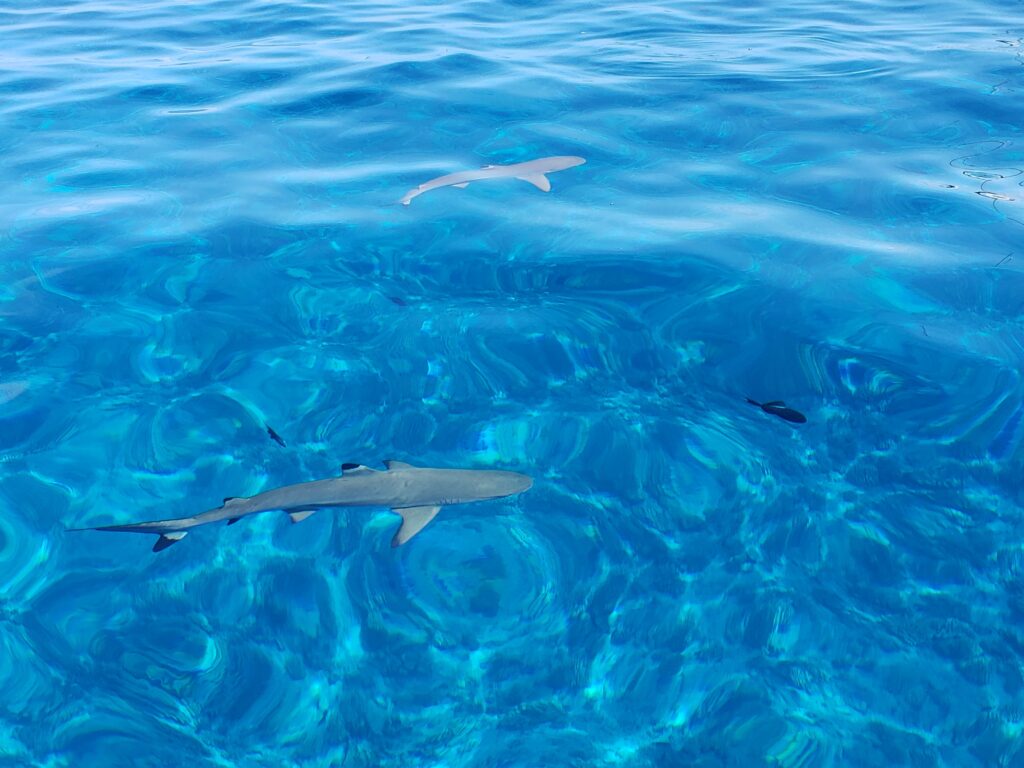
0, 380, 29, 406
399, 155, 586, 206
70, 460, 533, 552
746, 398, 807, 424
265, 424, 287, 448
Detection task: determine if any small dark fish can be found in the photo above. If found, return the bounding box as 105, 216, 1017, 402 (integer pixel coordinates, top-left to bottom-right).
265, 424, 287, 447
388, 296, 408, 307
746, 398, 807, 424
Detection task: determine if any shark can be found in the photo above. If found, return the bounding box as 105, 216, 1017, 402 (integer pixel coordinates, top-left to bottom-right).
399, 155, 586, 205
71, 460, 533, 552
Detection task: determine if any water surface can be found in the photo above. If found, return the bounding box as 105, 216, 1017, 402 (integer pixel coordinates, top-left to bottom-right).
1, 0, 1023, 765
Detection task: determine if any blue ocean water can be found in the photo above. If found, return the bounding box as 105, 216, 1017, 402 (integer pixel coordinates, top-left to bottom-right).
2, 0, 1023, 764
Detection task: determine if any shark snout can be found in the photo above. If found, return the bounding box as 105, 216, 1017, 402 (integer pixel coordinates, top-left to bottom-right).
483, 469, 533, 499
509, 472, 533, 494
559, 156, 586, 170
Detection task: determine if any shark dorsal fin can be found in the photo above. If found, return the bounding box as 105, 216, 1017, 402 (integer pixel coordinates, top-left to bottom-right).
516, 173, 551, 192
384, 459, 414, 470
391, 505, 441, 547
341, 463, 377, 476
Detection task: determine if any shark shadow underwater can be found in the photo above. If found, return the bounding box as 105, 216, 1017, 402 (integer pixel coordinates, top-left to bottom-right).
71, 460, 533, 552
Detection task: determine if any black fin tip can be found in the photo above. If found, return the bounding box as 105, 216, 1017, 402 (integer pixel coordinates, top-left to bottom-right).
153, 536, 179, 553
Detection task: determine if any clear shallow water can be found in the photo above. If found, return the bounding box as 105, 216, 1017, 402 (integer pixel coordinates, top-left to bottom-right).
1, 0, 1023, 765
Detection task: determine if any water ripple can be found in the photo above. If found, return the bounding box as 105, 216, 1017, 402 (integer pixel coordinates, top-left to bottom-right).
2, 0, 1024, 765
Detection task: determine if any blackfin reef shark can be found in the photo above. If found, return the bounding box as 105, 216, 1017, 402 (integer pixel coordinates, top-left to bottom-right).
399, 156, 585, 205
71, 460, 533, 552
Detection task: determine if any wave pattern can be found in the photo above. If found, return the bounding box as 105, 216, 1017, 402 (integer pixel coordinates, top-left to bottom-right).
1, 0, 1023, 765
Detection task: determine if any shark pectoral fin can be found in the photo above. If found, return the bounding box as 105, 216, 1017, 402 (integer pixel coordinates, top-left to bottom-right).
153, 532, 187, 552
516, 173, 551, 192
763, 401, 785, 407
452, 182, 470, 189
391, 505, 441, 548
288, 510, 316, 524
227, 517, 241, 526
384, 459, 414, 470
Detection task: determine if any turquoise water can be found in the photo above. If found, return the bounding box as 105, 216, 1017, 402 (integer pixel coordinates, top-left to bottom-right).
2, 0, 1023, 764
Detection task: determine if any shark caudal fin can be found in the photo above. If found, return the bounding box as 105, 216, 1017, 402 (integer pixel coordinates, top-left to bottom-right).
391, 505, 441, 548
152, 531, 188, 552
67, 496, 249, 552
68, 518, 195, 552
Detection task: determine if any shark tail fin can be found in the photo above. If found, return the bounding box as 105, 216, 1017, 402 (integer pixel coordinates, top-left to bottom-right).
153, 532, 188, 552
68, 515, 197, 553
69, 495, 247, 552
516, 173, 551, 192
391, 505, 442, 548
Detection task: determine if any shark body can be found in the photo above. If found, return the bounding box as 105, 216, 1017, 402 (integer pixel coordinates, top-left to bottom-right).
73, 460, 533, 552
399, 155, 585, 205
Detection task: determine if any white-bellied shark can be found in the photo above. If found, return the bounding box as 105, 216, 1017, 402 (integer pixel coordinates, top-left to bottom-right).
71, 460, 533, 552
399, 155, 585, 205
